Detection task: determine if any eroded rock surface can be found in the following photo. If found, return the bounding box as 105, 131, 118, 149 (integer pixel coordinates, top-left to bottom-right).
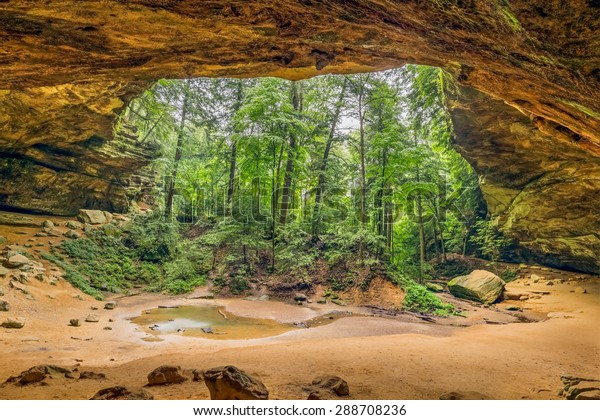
5, 365, 73, 385
147, 365, 187, 386
203, 365, 269, 400
560, 375, 600, 400
449, 87, 600, 273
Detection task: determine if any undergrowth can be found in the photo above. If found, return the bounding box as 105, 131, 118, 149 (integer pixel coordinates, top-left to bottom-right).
388, 271, 455, 316
44, 214, 456, 316
46, 214, 207, 299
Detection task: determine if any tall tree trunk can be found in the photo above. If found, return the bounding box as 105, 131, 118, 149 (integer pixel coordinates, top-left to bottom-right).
280, 81, 301, 226
414, 135, 425, 283
165, 89, 189, 218
439, 224, 447, 262
385, 186, 393, 259
312, 80, 347, 234
226, 81, 244, 216
227, 141, 237, 215
358, 91, 367, 228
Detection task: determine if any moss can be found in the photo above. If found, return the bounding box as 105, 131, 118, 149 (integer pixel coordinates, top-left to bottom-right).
557, 98, 600, 121
500, 7, 521, 32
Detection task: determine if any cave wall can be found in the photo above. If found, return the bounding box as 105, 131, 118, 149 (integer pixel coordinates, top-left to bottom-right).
0, 0, 599, 272
449, 86, 600, 273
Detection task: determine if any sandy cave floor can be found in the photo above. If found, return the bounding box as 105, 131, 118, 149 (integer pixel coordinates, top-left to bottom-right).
0, 212, 599, 400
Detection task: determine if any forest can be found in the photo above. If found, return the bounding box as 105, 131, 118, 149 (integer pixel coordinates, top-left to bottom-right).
43, 66, 514, 314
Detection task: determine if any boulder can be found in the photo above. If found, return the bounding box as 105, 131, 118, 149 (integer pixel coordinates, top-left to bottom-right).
0, 286, 4, 296
575, 287, 587, 294
448, 270, 505, 304
103, 211, 114, 223
47, 229, 62, 237
147, 365, 187, 386
5, 365, 73, 385
0, 236, 6, 244
425, 282, 444, 292
294, 293, 307, 302
6, 254, 30, 268
78, 209, 108, 225
0, 266, 9, 277
104, 301, 116, 310
70, 319, 80, 327
66, 220, 83, 230
0, 300, 10, 311
203, 365, 269, 400
307, 375, 350, 400
42, 220, 54, 228
1, 317, 25, 328
64, 229, 80, 239
530, 274, 542, 283
91, 386, 154, 400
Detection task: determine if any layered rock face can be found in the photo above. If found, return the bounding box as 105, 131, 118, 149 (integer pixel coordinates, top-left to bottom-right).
0, 1, 598, 271
449, 87, 600, 273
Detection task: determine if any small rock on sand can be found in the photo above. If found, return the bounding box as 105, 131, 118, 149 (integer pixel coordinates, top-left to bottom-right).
1, 317, 25, 328
91, 386, 153, 400
307, 375, 350, 400
104, 301, 116, 310
85, 315, 99, 323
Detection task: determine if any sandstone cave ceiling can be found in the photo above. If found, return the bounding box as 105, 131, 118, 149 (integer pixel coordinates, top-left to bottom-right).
0, 0, 599, 273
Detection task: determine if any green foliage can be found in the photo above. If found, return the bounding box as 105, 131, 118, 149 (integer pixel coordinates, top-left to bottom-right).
389, 271, 454, 316
53, 67, 487, 312
41, 253, 104, 300
124, 213, 179, 261
229, 276, 250, 295
470, 219, 511, 265
59, 229, 138, 293
403, 283, 454, 316
499, 268, 519, 282
47, 217, 209, 298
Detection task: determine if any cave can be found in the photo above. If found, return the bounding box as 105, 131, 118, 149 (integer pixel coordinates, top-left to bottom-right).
1, 0, 598, 273
0, 0, 599, 403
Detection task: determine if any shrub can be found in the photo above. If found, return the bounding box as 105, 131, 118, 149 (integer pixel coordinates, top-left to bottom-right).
402, 283, 454, 316
388, 270, 454, 316
499, 268, 519, 282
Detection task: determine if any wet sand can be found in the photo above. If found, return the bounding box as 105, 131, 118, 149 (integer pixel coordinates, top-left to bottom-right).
0, 213, 599, 400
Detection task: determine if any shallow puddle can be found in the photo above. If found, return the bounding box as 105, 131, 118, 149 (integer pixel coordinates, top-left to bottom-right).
133, 305, 349, 340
